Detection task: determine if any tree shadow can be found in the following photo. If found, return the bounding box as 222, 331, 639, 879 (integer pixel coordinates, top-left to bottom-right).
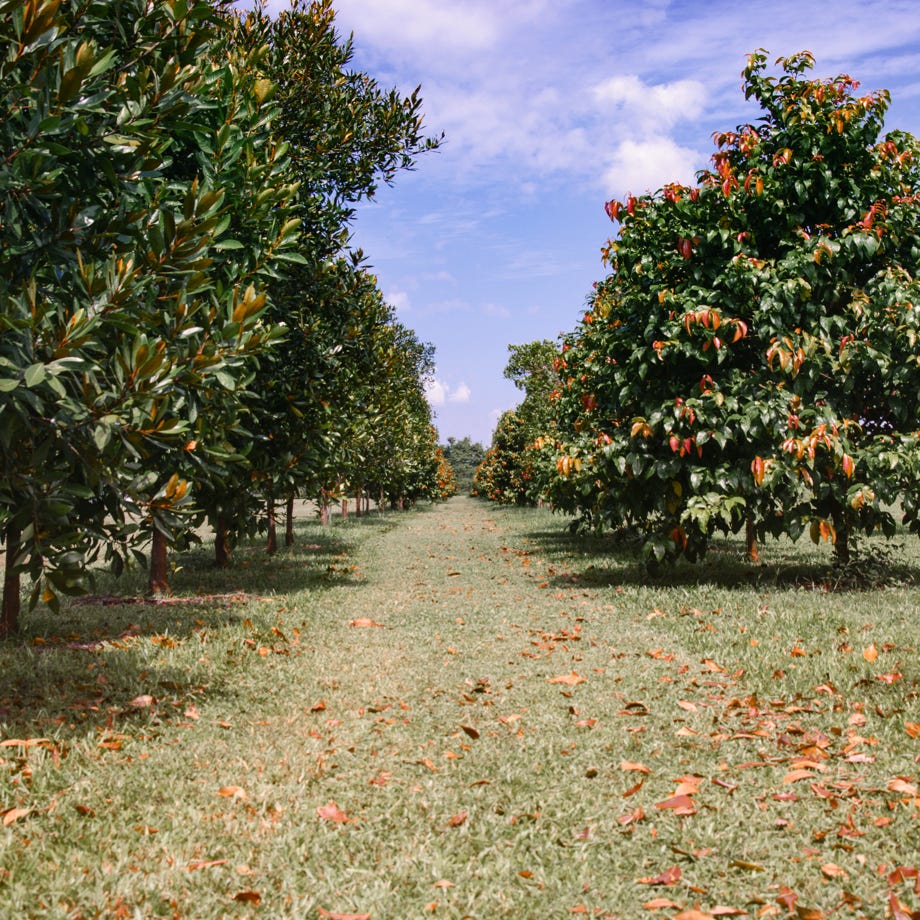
524, 526, 920, 593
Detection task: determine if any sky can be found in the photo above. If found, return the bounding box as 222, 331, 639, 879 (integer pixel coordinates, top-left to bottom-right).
260, 0, 920, 446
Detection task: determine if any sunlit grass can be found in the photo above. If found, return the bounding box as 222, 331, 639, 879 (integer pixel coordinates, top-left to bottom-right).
1, 497, 918, 918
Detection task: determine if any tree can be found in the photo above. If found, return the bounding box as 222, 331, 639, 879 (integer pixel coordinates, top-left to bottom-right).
0, 0, 298, 631
473, 411, 539, 505
443, 437, 486, 494
541, 51, 920, 566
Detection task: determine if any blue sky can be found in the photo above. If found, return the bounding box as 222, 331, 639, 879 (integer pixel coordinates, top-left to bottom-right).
261, 0, 920, 446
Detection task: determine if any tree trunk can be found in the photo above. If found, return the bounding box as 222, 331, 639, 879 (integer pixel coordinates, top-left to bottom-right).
831, 503, 850, 565
266, 498, 278, 555
341, 496, 348, 520
320, 491, 329, 526
355, 486, 363, 518
285, 495, 295, 546
745, 512, 760, 564
215, 516, 230, 568
149, 527, 169, 596
379, 487, 385, 514
398, 496, 404, 511
1, 522, 21, 636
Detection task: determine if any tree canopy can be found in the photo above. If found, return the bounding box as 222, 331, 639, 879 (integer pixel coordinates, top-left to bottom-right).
539, 51, 920, 565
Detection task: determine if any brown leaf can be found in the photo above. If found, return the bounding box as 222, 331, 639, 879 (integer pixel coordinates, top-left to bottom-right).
460, 725, 480, 740
863, 644, 878, 662
548, 671, 586, 686
637, 865, 682, 886
654, 794, 697, 815
617, 806, 645, 825
433, 880, 454, 889
232, 891, 261, 905
310, 700, 327, 712
820, 863, 846, 879
710, 909, 748, 917
0, 738, 50, 748
317, 912, 370, 920
675, 912, 716, 920
677, 700, 698, 712
415, 758, 438, 772
643, 898, 683, 910
620, 761, 651, 773
127, 694, 155, 709
2, 807, 31, 826
188, 859, 228, 871
447, 810, 468, 827
217, 785, 248, 801
905, 721, 920, 739
794, 908, 826, 920
887, 778, 918, 796
317, 802, 349, 823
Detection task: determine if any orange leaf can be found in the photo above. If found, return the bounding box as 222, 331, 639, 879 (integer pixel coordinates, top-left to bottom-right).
2, 807, 31, 826
548, 671, 586, 686
317, 802, 349, 823
906, 722, 920, 738
676, 912, 717, 920
232, 891, 261, 904
644, 898, 682, 910
711, 910, 748, 917
863, 644, 878, 662
318, 911, 370, 920
217, 785, 248, 800
654, 794, 696, 815
620, 761, 651, 773
821, 863, 846, 879
188, 859, 228, 871
637, 865, 682, 886
782, 769, 814, 784
887, 778, 918, 796
433, 880, 454, 889
447, 811, 468, 827
350, 618, 383, 628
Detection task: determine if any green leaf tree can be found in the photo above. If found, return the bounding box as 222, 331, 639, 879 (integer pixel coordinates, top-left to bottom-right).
542, 51, 920, 566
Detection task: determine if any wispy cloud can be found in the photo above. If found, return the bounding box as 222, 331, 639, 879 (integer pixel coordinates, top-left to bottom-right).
425, 376, 471, 407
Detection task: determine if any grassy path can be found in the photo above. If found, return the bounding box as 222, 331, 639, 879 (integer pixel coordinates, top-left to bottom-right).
1, 496, 918, 918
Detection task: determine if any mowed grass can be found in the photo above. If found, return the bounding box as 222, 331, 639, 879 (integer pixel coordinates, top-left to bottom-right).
1, 496, 918, 919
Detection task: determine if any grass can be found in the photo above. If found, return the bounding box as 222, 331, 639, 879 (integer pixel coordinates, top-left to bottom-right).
1, 495, 918, 919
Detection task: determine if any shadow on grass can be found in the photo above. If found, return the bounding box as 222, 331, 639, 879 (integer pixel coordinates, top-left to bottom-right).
524, 526, 920, 593
0, 512, 401, 739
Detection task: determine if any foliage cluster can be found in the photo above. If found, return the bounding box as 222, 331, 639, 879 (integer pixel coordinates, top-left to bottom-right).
442, 436, 485, 494
0, 0, 444, 633
528, 52, 920, 567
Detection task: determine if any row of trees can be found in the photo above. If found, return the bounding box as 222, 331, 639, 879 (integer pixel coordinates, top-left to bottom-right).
481, 51, 920, 567
0, 0, 448, 633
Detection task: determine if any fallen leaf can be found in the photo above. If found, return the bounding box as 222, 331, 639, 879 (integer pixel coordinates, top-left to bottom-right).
548, 671, 586, 686
217, 786, 248, 801
677, 700, 698, 712
232, 891, 261, 905
675, 912, 716, 920
620, 761, 651, 773
317, 802, 349, 823
637, 865, 682, 886
447, 811, 468, 827
821, 863, 846, 879
188, 859, 228, 871
415, 758, 438, 772
794, 908, 826, 920
710, 909, 748, 917
654, 794, 697, 815
617, 806, 645, 825
887, 778, 918, 796
863, 644, 878, 662
460, 725, 480, 740
905, 722, 920, 739
317, 912, 370, 920
350, 618, 383, 628
2, 808, 31, 826
0, 738, 50, 748
127, 694, 155, 709
433, 880, 454, 889
643, 898, 683, 910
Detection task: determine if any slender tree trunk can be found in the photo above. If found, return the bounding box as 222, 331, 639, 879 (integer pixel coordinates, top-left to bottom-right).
149, 527, 169, 596
1, 522, 21, 636
266, 497, 278, 555
285, 495, 295, 546
745, 512, 760, 564
831, 502, 851, 565
215, 516, 230, 568
320, 491, 329, 526
398, 496, 404, 511
379, 487, 384, 514
341, 496, 348, 521
355, 486, 363, 518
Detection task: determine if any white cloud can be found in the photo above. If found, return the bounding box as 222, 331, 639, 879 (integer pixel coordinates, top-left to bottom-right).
425, 376, 470, 407
602, 136, 704, 198
386, 290, 411, 313
593, 75, 707, 128
449, 382, 471, 404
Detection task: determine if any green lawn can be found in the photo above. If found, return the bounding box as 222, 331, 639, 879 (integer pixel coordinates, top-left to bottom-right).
1, 496, 918, 919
